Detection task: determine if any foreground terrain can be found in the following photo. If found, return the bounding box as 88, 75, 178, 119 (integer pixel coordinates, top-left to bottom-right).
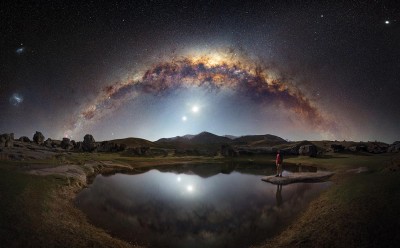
0, 133, 399, 247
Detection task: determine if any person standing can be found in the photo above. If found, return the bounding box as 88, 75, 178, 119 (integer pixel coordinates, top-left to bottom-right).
275, 150, 283, 177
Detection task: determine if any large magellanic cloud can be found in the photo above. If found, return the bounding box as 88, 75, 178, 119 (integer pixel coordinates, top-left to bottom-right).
65, 48, 339, 138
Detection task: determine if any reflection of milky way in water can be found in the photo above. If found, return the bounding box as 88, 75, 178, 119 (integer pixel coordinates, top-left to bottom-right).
66, 49, 339, 138
76, 166, 331, 248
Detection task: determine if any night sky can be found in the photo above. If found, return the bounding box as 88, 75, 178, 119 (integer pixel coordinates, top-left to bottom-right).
1, 0, 399, 142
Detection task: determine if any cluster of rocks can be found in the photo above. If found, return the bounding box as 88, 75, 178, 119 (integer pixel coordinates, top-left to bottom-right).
388, 142, 400, 153
221, 142, 319, 157
220, 140, 400, 158
0, 133, 14, 148
330, 142, 390, 154
1, 132, 127, 153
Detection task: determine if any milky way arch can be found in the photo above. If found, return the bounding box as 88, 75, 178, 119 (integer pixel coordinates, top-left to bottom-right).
65, 49, 338, 138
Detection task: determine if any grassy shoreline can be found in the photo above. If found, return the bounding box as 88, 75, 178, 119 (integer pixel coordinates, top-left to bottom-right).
1, 153, 399, 247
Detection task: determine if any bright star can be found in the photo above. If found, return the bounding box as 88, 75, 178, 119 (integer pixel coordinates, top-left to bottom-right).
385, 20, 390, 24
192, 106, 199, 113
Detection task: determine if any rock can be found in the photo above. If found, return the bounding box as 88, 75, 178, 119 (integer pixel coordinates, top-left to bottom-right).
5, 140, 13, 148
299, 145, 317, 157
44, 138, 52, 148
0, 133, 14, 148
33, 131, 45, 145
388, 141, 400, 153
52, 140, 62, 148
366, 142, 388, 154
330, 144, 345, 152
97, 141, 126, 152
19, 136, 31, 142
125, 147, 150, 156
348, 146, 358, 152
61, 138, 74, 150
74, 141, 83, 151
82, 134, 97, 152
262, 171, 334, 185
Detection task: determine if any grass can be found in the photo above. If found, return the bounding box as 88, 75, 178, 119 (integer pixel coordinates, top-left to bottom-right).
256, 153, 400, 248
0, 161, 135, 248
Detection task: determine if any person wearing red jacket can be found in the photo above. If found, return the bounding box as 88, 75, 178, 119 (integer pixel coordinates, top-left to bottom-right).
275, 150, 283, 177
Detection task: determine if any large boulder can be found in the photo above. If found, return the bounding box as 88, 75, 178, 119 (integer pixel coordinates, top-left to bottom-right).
0, 133, 14, 148
44, 138, 53, 148
33, 131, 45, 145
60, 138, 74, 150
388, 142, 400, 153
82, 134, 97, 152
298, 145, 317, 157
74, 141, 83, 151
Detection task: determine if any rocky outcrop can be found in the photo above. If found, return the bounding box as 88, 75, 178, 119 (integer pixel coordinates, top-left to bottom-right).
19, 136, 31, 142
0, 133, 14, 148
74, 142, 83, 151
126, 147, 150, 156
97, 141, 126, 152
44, 138, 53, 148
33, 131, 45, 145
367, 143, 388, 154
262, 171, 334, 185
82, 134, 97, 152
330, 144, 345, 152
388, 141, 400, 153
61, 138, 74, 150
281, 146, 299, 155
298, 145, 317, 157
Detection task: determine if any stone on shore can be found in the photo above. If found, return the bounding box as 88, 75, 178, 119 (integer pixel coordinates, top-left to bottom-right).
262, 171, 334, 185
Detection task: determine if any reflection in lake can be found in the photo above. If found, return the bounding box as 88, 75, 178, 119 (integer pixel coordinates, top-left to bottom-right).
76, 164, 330, 248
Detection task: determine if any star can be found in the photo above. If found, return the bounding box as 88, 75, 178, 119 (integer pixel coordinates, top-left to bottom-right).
191, 106, 199, 113
385, 20, 390, 25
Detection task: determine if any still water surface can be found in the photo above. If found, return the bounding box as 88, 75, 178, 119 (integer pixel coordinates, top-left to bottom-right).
76, 163, 330, 247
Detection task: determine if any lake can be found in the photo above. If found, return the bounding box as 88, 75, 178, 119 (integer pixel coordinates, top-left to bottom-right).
75, 163, 331, 247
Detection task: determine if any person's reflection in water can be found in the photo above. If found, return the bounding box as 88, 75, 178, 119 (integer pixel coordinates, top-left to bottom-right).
276, 184, 283, 207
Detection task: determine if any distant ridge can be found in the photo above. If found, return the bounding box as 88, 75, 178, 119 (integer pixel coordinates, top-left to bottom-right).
156, 131, 231, 145
154, 131, 287, 148
232, 134, 287, 146
110, 137, 155, 147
